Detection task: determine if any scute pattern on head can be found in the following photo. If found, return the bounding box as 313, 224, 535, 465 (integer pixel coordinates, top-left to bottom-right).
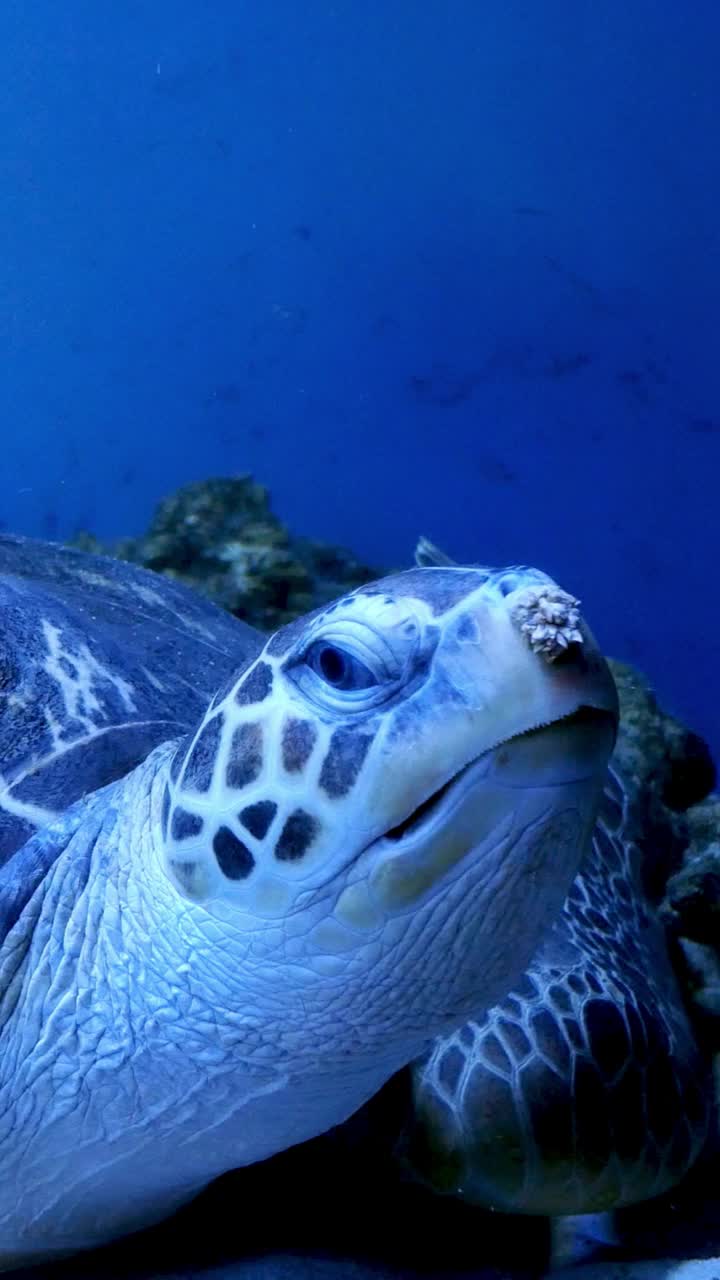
240, 799, 277, 840
282, 718, 317, 772
275, 809, 319, 861
235, 661, 274, 706
226, 723, 263, 790
170, 808, 203, 841
165, 650, 323, 903
359, 569, 490, 615
318, 729, 374, 798
213, 826, 255, 879
162, 577, 474, 906
182, 713, 225, 793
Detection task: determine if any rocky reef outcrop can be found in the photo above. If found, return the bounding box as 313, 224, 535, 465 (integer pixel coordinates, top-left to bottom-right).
72, 475, 381, 631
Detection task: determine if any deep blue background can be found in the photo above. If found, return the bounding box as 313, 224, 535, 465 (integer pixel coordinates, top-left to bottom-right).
1, 3, 718, 761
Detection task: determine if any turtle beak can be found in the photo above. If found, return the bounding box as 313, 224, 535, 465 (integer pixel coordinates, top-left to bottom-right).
484, 704, 617, 789
441, 580, 619, 765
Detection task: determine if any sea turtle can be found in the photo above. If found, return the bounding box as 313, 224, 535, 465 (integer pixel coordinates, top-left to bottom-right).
0, 532, 699, 1270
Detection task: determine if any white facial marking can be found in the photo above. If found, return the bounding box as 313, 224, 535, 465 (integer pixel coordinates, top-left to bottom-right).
41, 619, 137, 746
76, 569, 114, 590
131, 582, 172, 610
141, 666, 167, 692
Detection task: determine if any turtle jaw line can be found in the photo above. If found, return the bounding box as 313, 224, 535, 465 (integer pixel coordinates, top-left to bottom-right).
381, 705, 616, 848
384, 758, 478, 844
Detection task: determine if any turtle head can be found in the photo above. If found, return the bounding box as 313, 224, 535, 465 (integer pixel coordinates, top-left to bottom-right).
161, 564, 617, 1039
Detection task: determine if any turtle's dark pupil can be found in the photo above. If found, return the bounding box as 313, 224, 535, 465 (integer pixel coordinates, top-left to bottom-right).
304, 638, 377, 691
319, 645, 346, 685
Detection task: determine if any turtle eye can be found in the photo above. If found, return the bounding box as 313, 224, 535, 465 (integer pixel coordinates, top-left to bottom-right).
305, 641, 378, 691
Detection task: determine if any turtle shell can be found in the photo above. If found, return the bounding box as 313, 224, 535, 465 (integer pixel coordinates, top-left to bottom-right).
0, 533, 262, 865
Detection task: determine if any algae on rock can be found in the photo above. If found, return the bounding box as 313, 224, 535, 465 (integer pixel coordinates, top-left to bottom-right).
73, 476, 379, 631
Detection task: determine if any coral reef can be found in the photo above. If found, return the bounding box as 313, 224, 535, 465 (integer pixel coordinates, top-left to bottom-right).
72, 476, 380, 631
607, 661, 719, 1044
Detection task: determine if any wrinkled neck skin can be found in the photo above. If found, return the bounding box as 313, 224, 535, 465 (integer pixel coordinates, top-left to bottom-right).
0, 753, 387, 1265
0, 742, 601, 1267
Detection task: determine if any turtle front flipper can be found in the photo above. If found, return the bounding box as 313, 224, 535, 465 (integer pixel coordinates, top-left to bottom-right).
398, 765, 710, 1215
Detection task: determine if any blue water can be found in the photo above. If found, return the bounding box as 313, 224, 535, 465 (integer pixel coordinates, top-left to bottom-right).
1, 2, 718, 762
